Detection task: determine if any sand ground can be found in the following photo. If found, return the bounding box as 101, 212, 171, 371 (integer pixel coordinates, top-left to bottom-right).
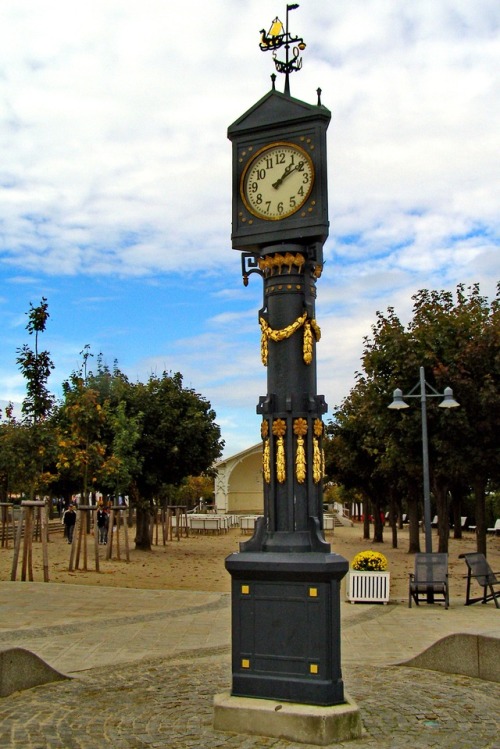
1, 517, 498, 602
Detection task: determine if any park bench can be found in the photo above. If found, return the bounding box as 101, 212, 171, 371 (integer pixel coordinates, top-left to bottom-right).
409, 552, 449, 609
459, 552, 500, 608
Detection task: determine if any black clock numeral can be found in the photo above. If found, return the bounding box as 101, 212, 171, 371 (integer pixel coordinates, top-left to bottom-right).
255, 193, 263, 205
277, 202, 284, 214
276, 152, 286, 165
250, 182, 259, 193
289, 196, 296, 208
265, 201, 271, 213
265, 157, 274, 169
256, 168, 266, 180
297, 185, 305, 197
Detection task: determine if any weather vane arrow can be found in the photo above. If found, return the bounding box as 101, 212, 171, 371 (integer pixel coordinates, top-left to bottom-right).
259, 3, 306, 96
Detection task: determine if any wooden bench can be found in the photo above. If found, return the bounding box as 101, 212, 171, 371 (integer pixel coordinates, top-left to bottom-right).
459, 552, 500, 608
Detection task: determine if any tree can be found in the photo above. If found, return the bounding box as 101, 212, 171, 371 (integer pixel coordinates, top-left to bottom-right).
326, 284, 499, 555
16, 298, 54, 424
14, 298, 57, 499
128, 372, 224, 549
56, 374, 109, 502
177, 474, 215, 508
55, 354, 140, 502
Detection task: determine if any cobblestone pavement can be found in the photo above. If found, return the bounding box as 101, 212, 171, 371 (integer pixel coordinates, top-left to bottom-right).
0, 650, 499, 749
0, 583, 498, 748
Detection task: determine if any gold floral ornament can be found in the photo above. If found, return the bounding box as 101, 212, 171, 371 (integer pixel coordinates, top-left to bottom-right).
293, 418, 308, 484
313, 418, 324, 437
261, 420, 269, 439
272, 419, 287, 483
259, 313, 321, 366
272, 418, 287, 437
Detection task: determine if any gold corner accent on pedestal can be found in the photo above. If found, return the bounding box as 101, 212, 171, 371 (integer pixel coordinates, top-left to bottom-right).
241, 585, 250, 594
310, 663, 319, 674
309, 587, 318, 597
241, 659, 250, 669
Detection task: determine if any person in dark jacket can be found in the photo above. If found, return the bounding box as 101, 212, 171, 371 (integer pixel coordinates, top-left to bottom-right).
96, 506, 108, 544
64, 505, 77, 544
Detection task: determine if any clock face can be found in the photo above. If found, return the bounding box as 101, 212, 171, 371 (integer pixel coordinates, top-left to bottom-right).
241, 142, 315, 221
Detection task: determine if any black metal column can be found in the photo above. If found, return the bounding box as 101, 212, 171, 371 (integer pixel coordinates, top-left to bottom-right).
225, 242, 348, 706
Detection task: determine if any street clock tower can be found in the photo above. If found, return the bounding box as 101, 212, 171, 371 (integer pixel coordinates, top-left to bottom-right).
217, 10, 359, 736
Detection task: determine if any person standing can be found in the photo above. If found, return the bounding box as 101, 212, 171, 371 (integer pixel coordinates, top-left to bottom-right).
64, 505, 77, 544
96, 506, 108, 544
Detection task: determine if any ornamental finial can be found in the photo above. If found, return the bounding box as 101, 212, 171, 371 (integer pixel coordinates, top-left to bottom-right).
259, 4, 306, 96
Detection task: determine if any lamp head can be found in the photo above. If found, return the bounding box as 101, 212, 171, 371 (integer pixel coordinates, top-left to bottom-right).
438, 387, 460, 409
388, 388, 409, 410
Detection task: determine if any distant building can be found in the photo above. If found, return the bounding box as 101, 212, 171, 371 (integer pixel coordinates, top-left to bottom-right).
214, 444, 263, 515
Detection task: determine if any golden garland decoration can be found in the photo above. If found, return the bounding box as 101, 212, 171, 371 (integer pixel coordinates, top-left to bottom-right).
259, 313, 321, 366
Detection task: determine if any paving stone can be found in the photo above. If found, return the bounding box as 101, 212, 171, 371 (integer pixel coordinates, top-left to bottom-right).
0, 652, 498, 748
0, 582, 498, 747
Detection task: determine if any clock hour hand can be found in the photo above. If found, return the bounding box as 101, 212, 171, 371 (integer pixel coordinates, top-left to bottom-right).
272, 161, 304, 189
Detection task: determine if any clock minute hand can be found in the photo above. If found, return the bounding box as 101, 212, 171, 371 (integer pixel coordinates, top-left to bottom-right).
272, 161, 304, 189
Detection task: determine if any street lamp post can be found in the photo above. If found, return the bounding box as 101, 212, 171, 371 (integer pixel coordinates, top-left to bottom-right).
388, 366, 460, 554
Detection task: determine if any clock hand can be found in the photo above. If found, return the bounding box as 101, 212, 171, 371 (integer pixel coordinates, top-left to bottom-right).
272, 161, 304, 189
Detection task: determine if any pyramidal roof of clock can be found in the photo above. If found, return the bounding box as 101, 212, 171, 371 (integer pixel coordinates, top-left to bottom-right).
228, 88, 331, 138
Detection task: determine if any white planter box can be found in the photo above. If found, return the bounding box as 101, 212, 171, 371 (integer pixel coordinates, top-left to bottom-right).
346, 571, 390, 604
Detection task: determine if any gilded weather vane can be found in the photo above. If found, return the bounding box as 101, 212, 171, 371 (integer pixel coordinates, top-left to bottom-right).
259, 3, 306, 95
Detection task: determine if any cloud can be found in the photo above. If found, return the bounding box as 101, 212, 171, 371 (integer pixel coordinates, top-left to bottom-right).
0, 0, 498, 455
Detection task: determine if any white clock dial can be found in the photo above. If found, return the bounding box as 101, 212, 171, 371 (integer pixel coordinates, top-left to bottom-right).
241, 142, 314, 221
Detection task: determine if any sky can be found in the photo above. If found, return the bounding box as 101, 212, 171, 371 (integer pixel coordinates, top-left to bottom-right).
1, 0, 499, 458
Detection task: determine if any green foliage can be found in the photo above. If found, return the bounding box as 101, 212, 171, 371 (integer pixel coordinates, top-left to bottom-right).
3, 315, 224, 537
128, 371, 224, 500
16, 298, 54, 424
327, 283, 500, 554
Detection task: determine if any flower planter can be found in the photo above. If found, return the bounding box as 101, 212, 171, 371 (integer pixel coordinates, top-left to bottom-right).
346, 571, 390, 604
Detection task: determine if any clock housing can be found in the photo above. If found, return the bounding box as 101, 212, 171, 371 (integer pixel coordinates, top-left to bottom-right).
228, 89, 330, 253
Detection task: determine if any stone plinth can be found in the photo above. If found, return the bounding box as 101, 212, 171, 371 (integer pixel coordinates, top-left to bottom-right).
213, 690, 362, 745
